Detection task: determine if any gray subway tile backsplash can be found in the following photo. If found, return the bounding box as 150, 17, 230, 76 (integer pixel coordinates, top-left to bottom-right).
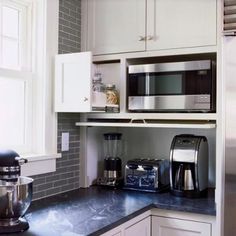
33, 191, 46, 200
45, 187, 62, 196
32, 0, 81, 200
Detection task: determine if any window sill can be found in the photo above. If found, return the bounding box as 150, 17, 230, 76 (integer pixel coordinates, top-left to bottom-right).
21, 153, 62, 176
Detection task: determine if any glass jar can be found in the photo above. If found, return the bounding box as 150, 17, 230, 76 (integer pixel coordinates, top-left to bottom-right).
92, 73, 105, 92
105, 84, 119, 112
92, 73, 106, 110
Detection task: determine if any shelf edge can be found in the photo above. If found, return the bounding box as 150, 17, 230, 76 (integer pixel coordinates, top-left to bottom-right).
75, 122, 216, 129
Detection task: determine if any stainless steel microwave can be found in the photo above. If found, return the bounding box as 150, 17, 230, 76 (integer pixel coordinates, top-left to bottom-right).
127, 60, 216, 112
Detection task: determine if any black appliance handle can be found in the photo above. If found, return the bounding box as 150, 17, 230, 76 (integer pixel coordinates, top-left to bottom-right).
175, 164, 184, 190
15, 157, 28, 165
127, 164, 138, 170
142, 165, 153, 171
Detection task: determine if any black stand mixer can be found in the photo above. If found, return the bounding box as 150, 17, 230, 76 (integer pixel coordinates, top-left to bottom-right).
0, 149, 33, 234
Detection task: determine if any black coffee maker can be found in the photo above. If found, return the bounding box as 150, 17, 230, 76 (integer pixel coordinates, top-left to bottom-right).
170, 134, 209, 198
97, 132, 123, 187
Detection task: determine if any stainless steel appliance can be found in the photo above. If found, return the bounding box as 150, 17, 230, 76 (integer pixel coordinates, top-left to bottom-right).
169, 135, 208, 198
97, 133, 123, 187
0, 150, 33, 234
222, 3, 236, 234
127, 59, 216, 112
224, 33, 236, 236
124, 158, 169, 192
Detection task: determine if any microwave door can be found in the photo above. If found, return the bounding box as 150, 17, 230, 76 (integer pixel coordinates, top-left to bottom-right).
127, 60, 214, 112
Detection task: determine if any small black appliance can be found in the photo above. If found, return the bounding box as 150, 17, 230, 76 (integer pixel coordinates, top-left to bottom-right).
170, 134, 209, 198
0, 149, 33, 234
97, 133, 123, 187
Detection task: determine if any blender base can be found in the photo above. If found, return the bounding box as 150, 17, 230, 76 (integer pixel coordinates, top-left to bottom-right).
97, 177, 123, 188
0, 218, 29, 234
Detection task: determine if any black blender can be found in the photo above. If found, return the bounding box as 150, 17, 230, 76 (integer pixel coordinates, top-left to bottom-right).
97, 132, 123, 187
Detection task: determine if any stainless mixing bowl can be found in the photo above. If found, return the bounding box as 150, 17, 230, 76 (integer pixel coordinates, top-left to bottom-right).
0, 176, 33, 226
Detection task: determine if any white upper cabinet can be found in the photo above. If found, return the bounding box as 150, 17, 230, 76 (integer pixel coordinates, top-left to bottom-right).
86, 0, 146, 55
54, 52, 92, 112
84, 0, 217, 55
146, 0, 217, 51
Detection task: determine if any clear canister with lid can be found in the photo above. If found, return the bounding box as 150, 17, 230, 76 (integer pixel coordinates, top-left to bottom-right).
92, 72, 106, 110
105, 84, 119, 112
93, 73, 104, 92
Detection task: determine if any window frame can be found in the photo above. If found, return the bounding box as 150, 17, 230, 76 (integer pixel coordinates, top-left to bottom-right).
0, 0, 32, 70
0, 0, 33, 152
0, 0, 61, 176
24, 0, 60, 174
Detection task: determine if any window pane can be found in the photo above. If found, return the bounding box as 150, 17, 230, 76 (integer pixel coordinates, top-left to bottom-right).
2, 6, 19, 39
2, 38, 19, 69
0, 77, 25, 147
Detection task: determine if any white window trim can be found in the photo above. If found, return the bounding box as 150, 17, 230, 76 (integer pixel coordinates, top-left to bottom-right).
0, 0, 34, 153
21, 153, 61, 176
21, 0, 61, 176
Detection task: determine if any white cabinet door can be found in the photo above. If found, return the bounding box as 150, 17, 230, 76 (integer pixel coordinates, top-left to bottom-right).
87, 0, 146, 55
54, 52, 92, 112
146, 0, 217, 51
112, 233, 122, 236
152, 216, 211, 236
124, 217, 150, 236
102, 230, 122, 236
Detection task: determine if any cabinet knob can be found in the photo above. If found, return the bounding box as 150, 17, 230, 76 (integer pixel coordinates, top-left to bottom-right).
147, 35, 153, 40
83, 97, 88, 102
138, 36, 145, 41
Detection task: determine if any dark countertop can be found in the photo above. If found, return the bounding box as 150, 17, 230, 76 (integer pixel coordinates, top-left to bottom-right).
10, 186, 215, 236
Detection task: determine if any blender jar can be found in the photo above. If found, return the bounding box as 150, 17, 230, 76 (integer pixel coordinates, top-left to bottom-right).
103, 132, 122, 158
103, 133, 123, 180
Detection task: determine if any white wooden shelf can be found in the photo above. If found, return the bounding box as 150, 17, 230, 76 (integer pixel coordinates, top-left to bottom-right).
75, 121, 216, 129
86, 112, 218, 121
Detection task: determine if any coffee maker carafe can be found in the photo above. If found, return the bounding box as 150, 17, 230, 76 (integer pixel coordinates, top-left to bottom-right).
97, 132, 123, 187
170, 134, 208, 198
174, 163, 194, 191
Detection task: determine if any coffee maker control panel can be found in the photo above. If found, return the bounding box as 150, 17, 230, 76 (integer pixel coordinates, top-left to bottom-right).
176, 138, 196, 146
171, 135, 205, 163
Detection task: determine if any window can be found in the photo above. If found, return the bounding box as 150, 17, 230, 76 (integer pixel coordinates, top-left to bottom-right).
0, 0, 30, 70
0, 0, 32, 152
0, 0, 60, 175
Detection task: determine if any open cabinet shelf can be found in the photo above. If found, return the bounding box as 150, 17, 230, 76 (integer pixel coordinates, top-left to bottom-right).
76, 120, 216, 129
86, 112, 218, 121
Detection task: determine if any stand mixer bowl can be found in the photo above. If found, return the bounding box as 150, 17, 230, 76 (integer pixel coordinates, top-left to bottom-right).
0, 176, 33, 233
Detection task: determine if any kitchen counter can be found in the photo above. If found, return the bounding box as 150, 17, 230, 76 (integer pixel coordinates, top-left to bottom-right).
11, 186, 215, 236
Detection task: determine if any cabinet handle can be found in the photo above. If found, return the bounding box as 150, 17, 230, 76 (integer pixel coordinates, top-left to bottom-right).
138, 36, 145, 41
147, 35, 153, 40
83, 97, 88, 102
129, 119, 147, 124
